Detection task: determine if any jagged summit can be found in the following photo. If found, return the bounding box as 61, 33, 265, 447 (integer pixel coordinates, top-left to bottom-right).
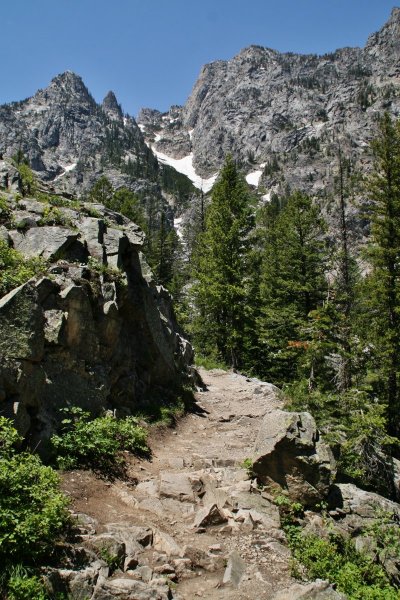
102, 90, 123, 121
48, 71, 92, 97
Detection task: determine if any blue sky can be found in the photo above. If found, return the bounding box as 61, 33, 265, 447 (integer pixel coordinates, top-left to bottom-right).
1, 1, 397, 117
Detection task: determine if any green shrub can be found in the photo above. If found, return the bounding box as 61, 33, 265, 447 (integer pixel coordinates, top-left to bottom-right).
0, 240, 46, 297
38, 206, 72, 227
0, 416, 23, 456
287, 528, 400, 600
50, 408, 149, 474
7, 566, 48, 600
18, 163, 37, 197
0, 195, 11, 224
0, 419, 69, 566
195, 354, 229, 371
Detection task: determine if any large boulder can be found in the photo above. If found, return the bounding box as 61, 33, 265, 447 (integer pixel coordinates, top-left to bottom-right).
9, 226, 82, 261
252, 410, 336, 506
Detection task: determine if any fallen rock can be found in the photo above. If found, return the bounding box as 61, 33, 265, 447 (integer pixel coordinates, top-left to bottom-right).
252, 410, 336, 506
159, 471, 202, 502
272, 580, 347, 599
92, 577, 172, 600
105, 523, 153, 549
193, 503, 228, 528
153, 531, 182, 557
183, 545, 225, 572
222, 550, 246, 588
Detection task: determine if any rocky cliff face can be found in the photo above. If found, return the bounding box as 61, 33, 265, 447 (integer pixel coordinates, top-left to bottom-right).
0, 160, 194, 448
138, 8, 400, 198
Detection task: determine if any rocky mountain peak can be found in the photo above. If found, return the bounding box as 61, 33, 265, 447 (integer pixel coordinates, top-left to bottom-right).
102, 90, 123, 121
365, 7, 400, 65
138, 8, 400, 191
47, 71, 92, 100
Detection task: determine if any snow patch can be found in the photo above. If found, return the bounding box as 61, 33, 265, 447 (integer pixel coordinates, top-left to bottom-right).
64, 162, 77, 173
53, 162, 77, 182
138, 123, 145, 132
188, 129, 194, 140
262, 191, 272, 203
246, 170, 263, 187
152, 148, 217, 193
174, 216, 183, 240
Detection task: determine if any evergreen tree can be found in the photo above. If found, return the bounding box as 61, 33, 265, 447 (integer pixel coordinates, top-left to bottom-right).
363, 114, 400, 438
108, 187, 146, 230
191, 156, 253, 368
257, 191, 328, 386
88, 175, 114, 204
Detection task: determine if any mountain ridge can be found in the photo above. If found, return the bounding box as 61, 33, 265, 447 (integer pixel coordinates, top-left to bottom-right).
137, 7, 400, 198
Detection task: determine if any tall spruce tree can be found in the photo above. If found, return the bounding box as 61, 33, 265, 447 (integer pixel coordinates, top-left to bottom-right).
192, 156, 253, 368
257, 191, 328, 386
364, 114, 400, 438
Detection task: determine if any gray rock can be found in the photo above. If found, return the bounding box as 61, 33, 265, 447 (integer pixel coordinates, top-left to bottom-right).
10, 225, 79, 260
328, 483, 400, 522
183, 545, 225, 572
153, 531, 182, 557
252, 410, 336, 506
193, 503, 228, 528
272, 580, 347, 599
159, 472, 200, 502
92, 577, 172, 600
0, 159, 20, 192
222, 550, 246, 588
105, 523, 153, 549
0, 225, 9, 243
0, 282, 44, 361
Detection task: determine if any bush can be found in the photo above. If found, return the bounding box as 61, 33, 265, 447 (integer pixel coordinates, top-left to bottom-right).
0, 419, 69, 566
38, 206, 73, 227
50, 408, 149, 474
0, 240, 46, 297
195, 354, 229, 371
287, 528, 400, 600
6, 566, 48, 600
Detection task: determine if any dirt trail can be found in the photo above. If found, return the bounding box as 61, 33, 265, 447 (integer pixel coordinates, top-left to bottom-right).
63, 368, 295, 599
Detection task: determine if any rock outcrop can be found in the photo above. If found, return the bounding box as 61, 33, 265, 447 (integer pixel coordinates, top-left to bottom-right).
252, 410, 336, 506
0, 181, 194, 447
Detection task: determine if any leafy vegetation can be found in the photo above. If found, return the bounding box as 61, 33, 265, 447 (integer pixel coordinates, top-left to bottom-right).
0, 418, 69, 577
287, 528, 400, 600
0, 240, 46, 297
50, 407, 149, 474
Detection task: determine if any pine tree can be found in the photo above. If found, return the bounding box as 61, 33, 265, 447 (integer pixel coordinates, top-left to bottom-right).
88, 175, 114, 204
258, 191, 328, 386
363, 113, 400, 438
191, 156, 253, 368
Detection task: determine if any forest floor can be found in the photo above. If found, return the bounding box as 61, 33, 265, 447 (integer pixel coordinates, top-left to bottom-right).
61, 368, 297, 599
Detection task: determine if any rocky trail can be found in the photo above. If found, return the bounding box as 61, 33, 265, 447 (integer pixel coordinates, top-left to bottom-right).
57, 369, 351, 600
59, 369, 295, 599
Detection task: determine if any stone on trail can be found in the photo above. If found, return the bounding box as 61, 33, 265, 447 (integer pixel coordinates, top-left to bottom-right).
222, 550, 247, 588
272, 580, 347, 599
159, 471, 199, 502
193, 503, 228, 528
91, 577, 172, 600
153, 530, 183, 557
252, 410, 336, 506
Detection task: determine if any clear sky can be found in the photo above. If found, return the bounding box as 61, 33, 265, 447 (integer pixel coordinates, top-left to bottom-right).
1, 1, 397, 117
